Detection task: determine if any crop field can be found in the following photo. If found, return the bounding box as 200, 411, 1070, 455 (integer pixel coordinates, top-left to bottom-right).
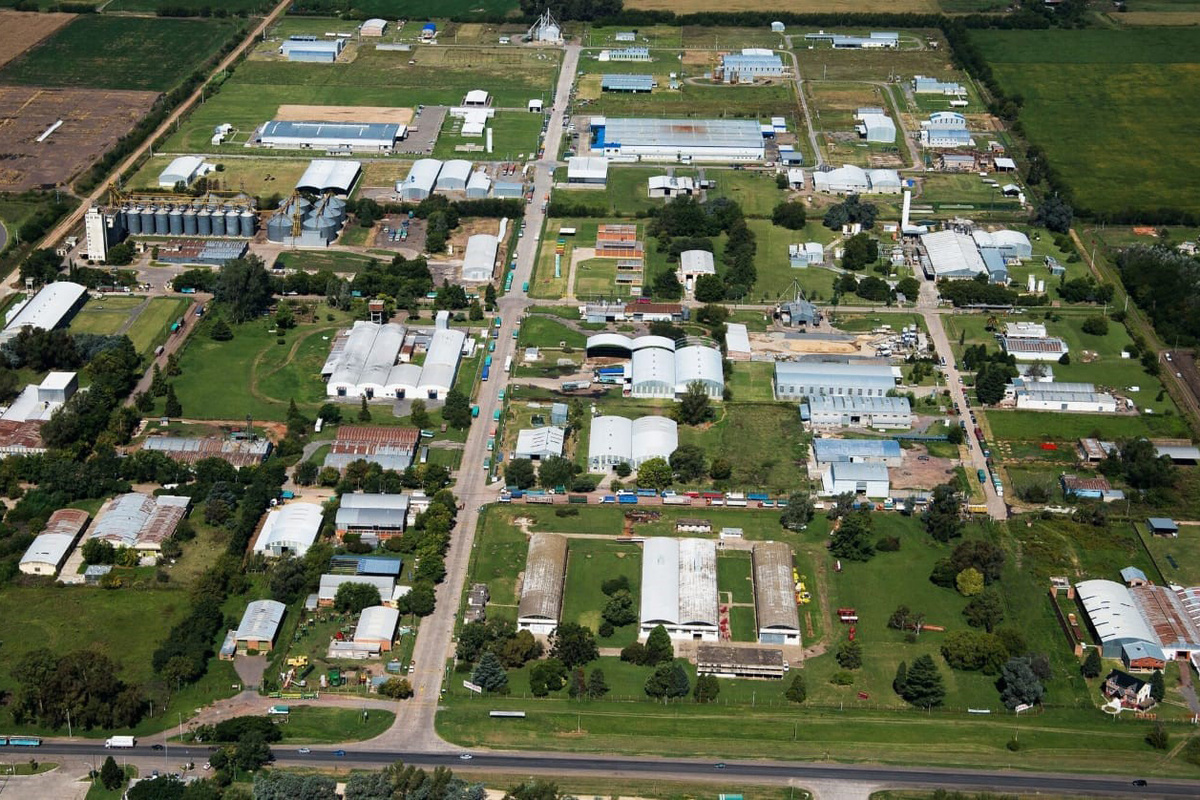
0, 10, 74, 69
0, 86, 157, 192
581, 80, 794, 119
0, 16, 240, 92
972, 28, 1200, 214
109, 0, 270, 11
628, 0, 937, 11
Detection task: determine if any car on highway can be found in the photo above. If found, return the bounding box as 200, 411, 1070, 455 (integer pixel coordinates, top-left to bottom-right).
459, 754, 473, 760
335, 750, 346, 757
152, 744, 164, 751
714, 763, 726, 770
298, 748, 311, 755
1132, 780, 1148, 787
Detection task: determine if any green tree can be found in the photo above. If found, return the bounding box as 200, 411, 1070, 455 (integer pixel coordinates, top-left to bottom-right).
82, 538, 116, 565
1147, 722, 1170, 750
708, 457, 732, 481
676, 381, 713, 426
1150, 668, 1165, 702
644, 624, 674, 665
901, 654, 946, 708
1081, 648, 1102, 679
334, 582, 382, 614
105, 241, 135, 266
669, 444, 706, 482
468, 299, 484, 321
358, 396, 372, 422
830, 511, 874, 561
836, 639, 863, 669
505, 458, 536, 489
275, 305, 295, 330
614, 461, 632, 478
653, 269, 684, 300
999, 656, 1044, 710
472, 651, 508, 693
636, 457, 673, 490
892, 661, 907, 695
379, 678, 414, 699
693, 274, 726, 303
549, 622, 598, 668
1081, 315, 1109, 336
601, 589, 638, 627
100, 755, 125, 790
214, 256, 273, 323
537, 455, 577, 490
443, 388, 473, 429
963, 590, 1004, 632
956, 567, 985, 597
693, 673, 720, 703
771, 200, 808, 230
586, 668, 609, 699
409, 399, 430, 430
644, 662, 689, 700
209, 317, 233, 341
841, 233, 879, 270
294, 460, 318, 486
529, 659, 567, 696
484, 282, 497, 310
785, 673, 807, 703
923, 483, 963, 543
780, 493, 815, 530
164, 384, 182, 418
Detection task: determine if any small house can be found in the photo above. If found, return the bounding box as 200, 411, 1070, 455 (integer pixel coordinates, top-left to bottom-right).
1103, 669, 1152, 708
1148, 518, 1179, 537
1121, 641, 1166, 672
1120, 566, 1149, 588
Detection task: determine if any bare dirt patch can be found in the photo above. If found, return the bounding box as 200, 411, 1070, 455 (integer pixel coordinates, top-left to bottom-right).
0, 85, 157, 191
890, 446, 960, 491
0, 11, 75, 69
274, 104, 414, 126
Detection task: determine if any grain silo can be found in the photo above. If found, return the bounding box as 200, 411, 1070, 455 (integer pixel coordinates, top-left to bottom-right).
168, 205, 184, 235
239, 209, 256, 237
153, 206, 169, 235
182, 205, 198, 236
211, 207, 226, 236
197, 206, 212, 236
125, 205, 142, 235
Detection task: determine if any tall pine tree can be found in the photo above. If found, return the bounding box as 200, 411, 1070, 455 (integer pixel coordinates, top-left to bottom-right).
472, 651, 508, 693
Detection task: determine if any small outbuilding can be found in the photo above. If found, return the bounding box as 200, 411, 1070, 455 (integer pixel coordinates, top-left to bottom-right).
518, 533, 569, 635
235, 600, 286, 654
354, 605, 400, 651
514, 427, 565, 460
1148, 518, 1179, 537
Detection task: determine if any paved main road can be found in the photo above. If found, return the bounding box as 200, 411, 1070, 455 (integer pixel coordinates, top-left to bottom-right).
366, 41, 583, 751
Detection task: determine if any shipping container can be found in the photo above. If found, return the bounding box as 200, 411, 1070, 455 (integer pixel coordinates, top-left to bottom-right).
618, 495, 638, 505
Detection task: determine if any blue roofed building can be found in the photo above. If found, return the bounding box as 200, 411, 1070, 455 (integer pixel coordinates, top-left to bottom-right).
279, 37, 344, 63
330, 554, 404, 577
813, 438, 903, 466
1121, 640, 1166, 672
1120, 566, 1149, 587
601, 74, 655, 93
259, 121, 404, 152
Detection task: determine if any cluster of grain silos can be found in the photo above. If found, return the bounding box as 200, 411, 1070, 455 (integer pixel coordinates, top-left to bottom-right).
265, 195, 346, 247
118, 202, 257, 238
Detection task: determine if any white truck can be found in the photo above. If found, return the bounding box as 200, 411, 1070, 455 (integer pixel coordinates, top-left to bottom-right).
105, 736, 136, 749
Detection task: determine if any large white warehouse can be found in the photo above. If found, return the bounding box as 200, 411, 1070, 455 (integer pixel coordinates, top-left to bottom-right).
587, 415, 678, 471
592, 117, 764, 162
323, 322, 465, 400
461, 234, 499, 282
400, 159, 442, 201
640, 538, 719, 642
0, 281, 87, 345
255, 503, 323, 558
518, 533, 568, 635
774, 360, 896, 401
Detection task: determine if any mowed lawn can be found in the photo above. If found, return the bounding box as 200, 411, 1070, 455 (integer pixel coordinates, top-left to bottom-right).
0, 16, 241, 91
69, 296, 145, 336
972, 28, 1200, 214
127, 298, 188, 356
561, 538, 643, 647
677, 403, 808, 494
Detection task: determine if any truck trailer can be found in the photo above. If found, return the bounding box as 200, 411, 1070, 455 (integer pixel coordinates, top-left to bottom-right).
105, 736, 136, 748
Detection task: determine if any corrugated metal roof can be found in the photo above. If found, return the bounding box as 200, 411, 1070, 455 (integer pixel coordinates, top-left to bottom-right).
631, 416, 677, 464
640, 538, 718, 629
354, 605, 400, 644
19, 508, 88, 570
600, 118, 763, 150
752, 542, 800, 632
515, 427, 565, 458
255, 503, 322, 557
813, 438, 901, 463
296, 159, 362, 194
601, 74, 654, 91
1075, 579, 1158, 647
88, 493, 189, 549
725, 323, 750, 355
236, 600, 286, 643
3, 282, 86, 337
518, 533, 568, 622
462, 234, 499, 282
318, 574, 394, 602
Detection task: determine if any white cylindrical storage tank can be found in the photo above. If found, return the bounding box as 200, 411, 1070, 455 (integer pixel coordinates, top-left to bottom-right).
168, 206, 184, 235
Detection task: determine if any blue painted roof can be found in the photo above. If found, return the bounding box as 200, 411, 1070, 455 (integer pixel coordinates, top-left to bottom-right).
262, 121, 401, 142
813, 438, 901, 463
1121, 640, 1165, 663
1120, 566, 1147, 584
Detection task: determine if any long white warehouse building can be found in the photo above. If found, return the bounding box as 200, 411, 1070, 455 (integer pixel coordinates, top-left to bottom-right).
588, 415, 678, 471
591, 117, 764, 162
324, 321, 465, 400
640, 537, 719, 642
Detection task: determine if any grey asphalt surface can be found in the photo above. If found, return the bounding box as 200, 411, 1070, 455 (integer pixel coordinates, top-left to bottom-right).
23, 742, 1196, 798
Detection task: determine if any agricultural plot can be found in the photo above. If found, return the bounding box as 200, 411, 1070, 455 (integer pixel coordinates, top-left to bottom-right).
0, 16, 241, 92
433, 111, 543, 160
0, 10, 74, 70
0, 86, 157, 192
581, 80, 795, 119
108, 0, 270, 11
630, 0, 937, 12
972, 28, 1200, 214
128, 157, 310, 200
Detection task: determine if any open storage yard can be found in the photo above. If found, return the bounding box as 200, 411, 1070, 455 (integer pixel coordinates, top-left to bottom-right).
0, 85, 158, 192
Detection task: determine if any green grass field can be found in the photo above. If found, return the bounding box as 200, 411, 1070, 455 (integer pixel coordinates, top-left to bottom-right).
69, 296, 144, 336
676, 403, 808, 494
69, 296, 189, 357
972, 28, 1200, 214
706, 169, 789, 218
108, 0, 269, 11
0, 16, 241, 92
128, 298, 189, 356
561, 538, 643, 647
517, 315, 585, 350
129, 157, 310, 199
726, 361, 776, 402
433, 111, 543, 161
744, 218, 841, 303
582, 80, 795, 119
276, 707, 396, 743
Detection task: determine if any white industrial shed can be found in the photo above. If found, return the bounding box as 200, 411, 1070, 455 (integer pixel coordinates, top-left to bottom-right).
462, 234, 499, 282
235, 600, 286, 653
259, 121, 401, 151
1, 281, 87, 344
360, 18, 387, 36
515, 427, 565, 460
821, 462, 890, 497
296, 159, 362, 194
400, 159, 442, 201
158, 155, 205, 187
752, 542, 801, 645
725, 323, 751, 360
804, 395, 912, 429
1076, 580, 1160, 659
326, 322, 406, 399
640, 538, 719, 641
675, 345, 724, 397
867, 169, 902, 193
88, 493, 189, 552
567, 156, 609, 184
466, 170, 491, 199
774, 360, 896, 400
586, 333, 676, 358
255, 503, 323, 558
630, 346, 676, 398
921, 230, 987, 279
354, 605, 400, 651
813, 165, 869, 194
518, 533, 568, 635
436, 159, 473, 191
855, 112, 895, 144
19, 508, 89, 576
593, 117, 765, 162
416, 327, 466, 399
318, 574, 394, 606
678, 249, 715, 292
587, 415, 678, 471
971, 229, 1032, 259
